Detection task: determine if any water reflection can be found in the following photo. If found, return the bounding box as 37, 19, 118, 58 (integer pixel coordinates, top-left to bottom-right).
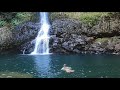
32, 55, 60, 78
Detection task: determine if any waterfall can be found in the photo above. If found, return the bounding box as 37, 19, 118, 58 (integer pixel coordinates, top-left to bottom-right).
31, 12, 50, 55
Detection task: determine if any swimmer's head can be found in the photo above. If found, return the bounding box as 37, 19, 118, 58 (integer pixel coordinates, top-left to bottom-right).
63, 64, 66, 67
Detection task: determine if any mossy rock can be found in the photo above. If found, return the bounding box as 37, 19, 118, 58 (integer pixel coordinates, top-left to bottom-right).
95, 36, 120, 45
95, 38, 110, 43
50, 12, 109, 26
0, 71, 33, 78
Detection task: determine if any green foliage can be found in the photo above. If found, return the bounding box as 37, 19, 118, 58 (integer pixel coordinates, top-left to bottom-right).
11, 12, 33, 26
0, 12, 37, 28
77, 12, 108, 26
0, 12, 16, 22
11, 19, 21, 26
0, 20, 7, 27
50, 12, 109, 26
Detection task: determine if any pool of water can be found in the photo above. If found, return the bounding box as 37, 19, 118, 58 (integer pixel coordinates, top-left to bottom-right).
0, 54, 120, 78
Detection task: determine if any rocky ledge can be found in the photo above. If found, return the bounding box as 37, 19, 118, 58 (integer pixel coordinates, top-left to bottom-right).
49, 18, 120, 55
0, 22, 39, 54
1, 13, 120, 55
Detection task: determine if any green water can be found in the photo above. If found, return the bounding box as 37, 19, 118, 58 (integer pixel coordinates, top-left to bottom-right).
0, 54, 120, 78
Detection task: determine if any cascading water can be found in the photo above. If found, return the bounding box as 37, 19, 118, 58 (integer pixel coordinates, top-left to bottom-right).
31, 12, 50, 55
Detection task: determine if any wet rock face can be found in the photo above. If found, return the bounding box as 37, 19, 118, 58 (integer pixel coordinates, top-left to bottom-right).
18, 40, 35, 54
49, 32, 95, 54
49, 18, 94, 54
0, 22, 39, 54
49, 17, 120, 55
13, 22, 39, 42
15, 22, 40, 54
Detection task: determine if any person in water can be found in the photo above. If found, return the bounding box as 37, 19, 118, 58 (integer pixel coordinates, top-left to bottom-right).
61, 64, 74, 73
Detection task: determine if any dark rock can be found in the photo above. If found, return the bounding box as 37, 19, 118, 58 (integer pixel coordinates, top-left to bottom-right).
50, 16, 120, 38
18, 41, 34, 54
71, 34, 78, 39
62, 42, 69, 50
87, 17, 120, 37
75, 38, 85, 45
53, 43, 58, 47
0, 22, 39, 53
115, 43, 120, 51
51, 19, 87, 35
49, 15, 120, 54
73, 49, 80, 53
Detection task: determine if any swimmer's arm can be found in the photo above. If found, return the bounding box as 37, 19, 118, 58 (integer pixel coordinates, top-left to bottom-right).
61, 68, 64, 70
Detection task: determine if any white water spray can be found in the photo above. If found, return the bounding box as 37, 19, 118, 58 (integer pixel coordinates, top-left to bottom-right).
31, 12, 50, 55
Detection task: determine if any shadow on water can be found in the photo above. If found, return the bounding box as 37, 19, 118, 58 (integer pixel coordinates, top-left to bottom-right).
31, 54, 60, 78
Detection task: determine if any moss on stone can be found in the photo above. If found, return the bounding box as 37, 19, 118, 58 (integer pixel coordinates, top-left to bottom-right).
95, 36, 120, 44
0, 71, 33, 78
95, 38, 110, 43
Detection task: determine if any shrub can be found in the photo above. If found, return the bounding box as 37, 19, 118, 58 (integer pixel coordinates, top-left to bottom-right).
0, 12, 37, 28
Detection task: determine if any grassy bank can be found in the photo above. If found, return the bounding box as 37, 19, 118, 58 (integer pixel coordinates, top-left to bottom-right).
50, 12, 109, 26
